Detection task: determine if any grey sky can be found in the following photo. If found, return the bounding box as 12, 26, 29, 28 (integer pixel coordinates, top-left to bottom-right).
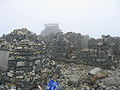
0, 0, 120, 38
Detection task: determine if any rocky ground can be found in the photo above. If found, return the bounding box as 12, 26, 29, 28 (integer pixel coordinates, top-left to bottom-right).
55, 62, 120, 90
0, 60, 120, 90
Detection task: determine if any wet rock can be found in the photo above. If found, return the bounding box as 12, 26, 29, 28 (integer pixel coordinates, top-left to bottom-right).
7, 71, 14, 77
68, 76, 80, 87
88, 68, 107, 82
40, 72, 48, 80
102, 77, 120, 86
17, 61, 25, 67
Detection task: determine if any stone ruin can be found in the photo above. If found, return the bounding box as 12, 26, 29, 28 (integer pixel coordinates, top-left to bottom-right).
0, 27, 120, 89
40, 23, 62, 36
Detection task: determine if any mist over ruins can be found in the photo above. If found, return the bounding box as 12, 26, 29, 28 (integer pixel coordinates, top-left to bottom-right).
0, 23, 120, 89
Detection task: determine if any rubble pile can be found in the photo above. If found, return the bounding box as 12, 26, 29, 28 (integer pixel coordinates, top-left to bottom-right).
1, 28, 39, 43
0, 27, 120, 89
1, 60, 120, 90
60, 64, 120, 90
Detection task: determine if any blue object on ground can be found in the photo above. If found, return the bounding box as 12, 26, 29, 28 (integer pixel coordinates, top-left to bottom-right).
47, 80, 60, 90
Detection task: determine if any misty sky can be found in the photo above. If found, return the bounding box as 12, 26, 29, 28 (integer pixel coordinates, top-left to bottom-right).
0, 0, 120, 38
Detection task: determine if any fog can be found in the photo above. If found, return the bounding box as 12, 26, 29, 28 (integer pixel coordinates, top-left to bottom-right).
0, 0, 120, 38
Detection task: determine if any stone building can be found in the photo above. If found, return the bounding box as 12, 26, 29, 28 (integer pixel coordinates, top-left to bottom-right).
40, 23, 62, 36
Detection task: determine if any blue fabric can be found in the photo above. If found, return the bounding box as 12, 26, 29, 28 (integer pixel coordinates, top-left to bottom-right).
47, 80, 60, 90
